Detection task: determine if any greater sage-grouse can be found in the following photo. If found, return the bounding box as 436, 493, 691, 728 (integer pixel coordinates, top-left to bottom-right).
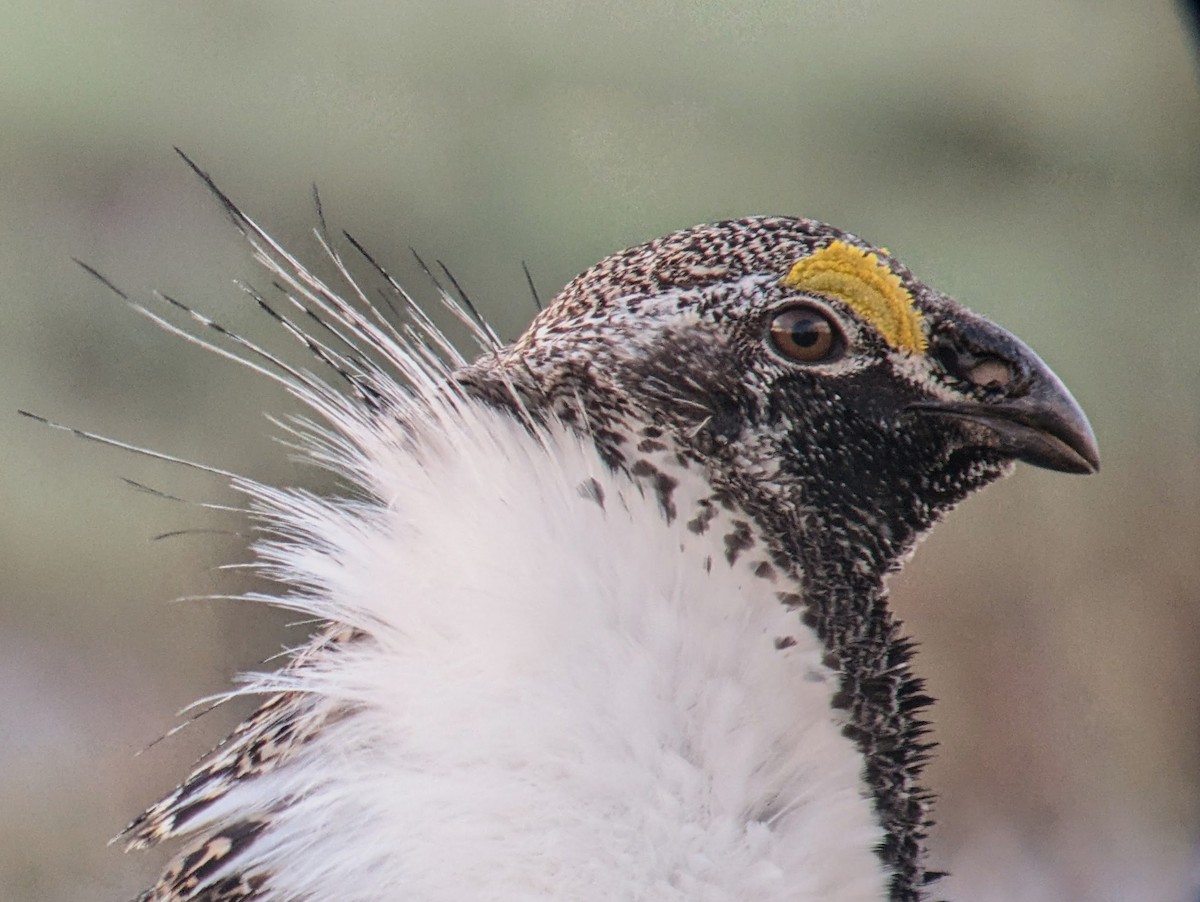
55, 161, 1099, 902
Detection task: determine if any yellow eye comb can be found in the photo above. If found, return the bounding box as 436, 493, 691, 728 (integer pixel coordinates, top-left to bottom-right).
782, 240, 927, 354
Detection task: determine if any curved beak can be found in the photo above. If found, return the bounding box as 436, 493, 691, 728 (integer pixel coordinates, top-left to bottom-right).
908, 323, 1100, 475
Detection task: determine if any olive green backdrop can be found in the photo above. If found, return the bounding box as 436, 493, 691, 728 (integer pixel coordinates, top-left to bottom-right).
2, 2, 1197, 900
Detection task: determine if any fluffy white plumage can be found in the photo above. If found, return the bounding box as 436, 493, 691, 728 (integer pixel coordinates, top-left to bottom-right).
216, 402, 887, 901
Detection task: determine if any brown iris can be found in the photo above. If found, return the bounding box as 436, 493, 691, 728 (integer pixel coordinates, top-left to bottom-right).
769, 306, 842, 363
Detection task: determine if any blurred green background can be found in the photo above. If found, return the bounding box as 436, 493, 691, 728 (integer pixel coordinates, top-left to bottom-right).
2, 2, 1197, 900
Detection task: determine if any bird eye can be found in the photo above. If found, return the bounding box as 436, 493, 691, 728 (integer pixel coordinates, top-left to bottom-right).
768, 305, 843, 364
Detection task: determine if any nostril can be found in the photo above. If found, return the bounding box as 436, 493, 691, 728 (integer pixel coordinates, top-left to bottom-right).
965, 358, 1013, 391
932, 337, 1016, 394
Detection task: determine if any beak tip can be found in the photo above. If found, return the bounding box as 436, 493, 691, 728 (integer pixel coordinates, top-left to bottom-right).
1078, 435, 1101, 475
1040, 384, 1100, 476
1065, 445, 1100, 475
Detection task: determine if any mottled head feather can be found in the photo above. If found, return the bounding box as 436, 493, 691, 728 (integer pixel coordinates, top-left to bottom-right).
782, 240, 927, 354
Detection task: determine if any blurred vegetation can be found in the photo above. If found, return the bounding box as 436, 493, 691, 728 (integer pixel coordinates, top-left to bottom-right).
1, 2, 1197, 900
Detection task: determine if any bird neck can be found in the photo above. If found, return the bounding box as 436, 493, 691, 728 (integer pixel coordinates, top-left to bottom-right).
609, 419, 942, 902
451, 373, 935, 900
514, 430, 900, 902
337, 408, 900, 900
788, 552, 937, 902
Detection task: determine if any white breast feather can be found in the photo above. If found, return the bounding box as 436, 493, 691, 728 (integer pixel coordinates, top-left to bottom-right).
184, 396, 888, 901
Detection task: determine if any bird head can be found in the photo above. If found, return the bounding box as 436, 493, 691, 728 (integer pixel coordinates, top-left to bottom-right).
468, 216, 1098, 574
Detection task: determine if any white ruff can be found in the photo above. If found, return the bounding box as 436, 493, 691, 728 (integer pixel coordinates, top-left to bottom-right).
200, 396, 889, 902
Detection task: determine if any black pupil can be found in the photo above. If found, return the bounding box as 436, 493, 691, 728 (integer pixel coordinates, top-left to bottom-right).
792, 319, 822, 347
